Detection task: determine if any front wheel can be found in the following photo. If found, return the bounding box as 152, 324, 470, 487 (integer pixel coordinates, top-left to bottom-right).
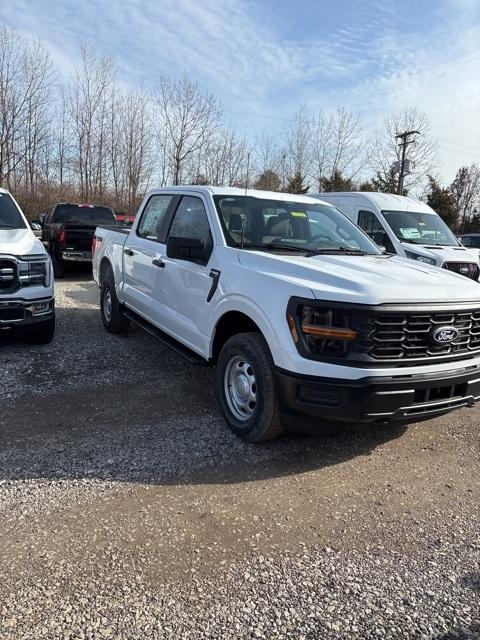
216, 332, 283, 442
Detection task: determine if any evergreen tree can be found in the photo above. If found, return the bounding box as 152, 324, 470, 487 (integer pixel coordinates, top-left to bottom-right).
285, 170, 309, 194
426, 175, 458, 230
320, 170, 355, 192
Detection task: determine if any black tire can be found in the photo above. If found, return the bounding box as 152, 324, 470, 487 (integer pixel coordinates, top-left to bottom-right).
216, 332, 283, 442
100, 267, 130, 333
25, 315, 55, 344
51, 250, 65, 278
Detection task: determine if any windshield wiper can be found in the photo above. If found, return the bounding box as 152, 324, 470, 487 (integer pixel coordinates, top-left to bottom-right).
236, 243, 314, 254
0, 224, 15, 229
309, 246, 371, 255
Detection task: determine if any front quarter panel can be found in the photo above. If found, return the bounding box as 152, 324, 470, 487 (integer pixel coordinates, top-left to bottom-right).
206, 247, 310, 367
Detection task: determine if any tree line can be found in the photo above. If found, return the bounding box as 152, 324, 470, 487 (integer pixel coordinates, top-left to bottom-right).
0, 25, 479, 232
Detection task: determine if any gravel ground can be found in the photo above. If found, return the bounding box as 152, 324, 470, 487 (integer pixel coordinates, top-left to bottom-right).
0, 270, 479, 639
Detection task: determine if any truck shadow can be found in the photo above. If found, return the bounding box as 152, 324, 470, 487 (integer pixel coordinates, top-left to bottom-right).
0, 305, 409, 487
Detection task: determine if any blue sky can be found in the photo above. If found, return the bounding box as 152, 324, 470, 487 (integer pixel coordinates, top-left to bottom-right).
1, 0, 479, 180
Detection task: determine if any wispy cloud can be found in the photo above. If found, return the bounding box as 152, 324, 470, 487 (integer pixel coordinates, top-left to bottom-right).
0, 0, 478, 179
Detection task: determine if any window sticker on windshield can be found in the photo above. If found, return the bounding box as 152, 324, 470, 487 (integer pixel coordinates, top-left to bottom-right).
400, 227, 421, 239
291, 211, 307, 218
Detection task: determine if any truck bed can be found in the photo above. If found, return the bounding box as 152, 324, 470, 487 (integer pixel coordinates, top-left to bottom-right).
92, 225, 131, 285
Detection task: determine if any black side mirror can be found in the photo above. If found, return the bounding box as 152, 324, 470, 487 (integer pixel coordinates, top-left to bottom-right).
30, 222, 41, 230
166, 236, 211, 264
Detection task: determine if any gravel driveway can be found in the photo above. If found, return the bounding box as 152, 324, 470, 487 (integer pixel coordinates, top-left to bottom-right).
0, 272, 479, 639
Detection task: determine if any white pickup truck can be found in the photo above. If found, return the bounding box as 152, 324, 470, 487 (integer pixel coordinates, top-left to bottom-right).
0, 188, 55, 343
93, 186, 480, 441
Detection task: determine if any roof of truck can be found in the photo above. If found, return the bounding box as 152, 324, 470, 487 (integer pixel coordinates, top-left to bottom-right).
147, 185, 329, 205
314, 191, 434, 214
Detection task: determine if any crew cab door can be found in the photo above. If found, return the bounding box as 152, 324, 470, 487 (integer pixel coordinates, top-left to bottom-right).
122, 194, 177, 322
154, 195, 215, 355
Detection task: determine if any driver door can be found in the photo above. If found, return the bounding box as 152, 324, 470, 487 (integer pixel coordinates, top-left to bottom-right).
357, 210, 395, 253
152, 195, 215, 355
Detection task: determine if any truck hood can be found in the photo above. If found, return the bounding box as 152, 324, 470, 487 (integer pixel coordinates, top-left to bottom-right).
237, 251, 480, 305
399, 241, 479, 264
0, 228, 46, 257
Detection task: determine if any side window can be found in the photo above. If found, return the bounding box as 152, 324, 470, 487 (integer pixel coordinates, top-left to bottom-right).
168, 196, 212, 247
137, 195, 173, 241
358, 210, 395, 253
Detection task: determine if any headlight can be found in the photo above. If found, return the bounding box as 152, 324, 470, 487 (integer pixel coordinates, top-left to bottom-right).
18, 260, 48, 287
404, 250, 436, 266
287, 303, 359, 358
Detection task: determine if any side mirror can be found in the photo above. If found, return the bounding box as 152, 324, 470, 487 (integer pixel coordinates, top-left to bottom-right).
166, 236, 211, 264
30, 222, 41, 231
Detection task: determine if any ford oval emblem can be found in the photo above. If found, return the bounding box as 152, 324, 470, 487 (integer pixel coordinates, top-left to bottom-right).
431, 326, 459, 344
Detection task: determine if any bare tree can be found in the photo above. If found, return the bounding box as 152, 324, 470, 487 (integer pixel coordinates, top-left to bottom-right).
450, 164, 480, 232
368, 108, 437, 194
253, 132, 283, 186
311, 107, 366, 191
155, 77, 222, 185
0, 27, 54, 201
283, 107, 311, 189
66, 46, 115, 201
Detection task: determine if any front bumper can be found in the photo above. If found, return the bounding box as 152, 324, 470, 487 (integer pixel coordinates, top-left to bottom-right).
276, 365, 480, 427
0, 297, 54, 328
61, 251, 92, 262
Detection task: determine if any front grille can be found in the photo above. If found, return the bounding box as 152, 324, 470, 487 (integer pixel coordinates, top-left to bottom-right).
362, 309, 480, 362
0, 306, 24, 322
0, 259, 17, 292
443, 262, 479, 280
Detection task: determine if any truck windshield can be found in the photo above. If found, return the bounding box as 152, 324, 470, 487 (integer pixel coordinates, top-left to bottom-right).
53, 205, 116, 225
0, 192, 27, 229
382, 210, 458, 246
213, 196, 381, 255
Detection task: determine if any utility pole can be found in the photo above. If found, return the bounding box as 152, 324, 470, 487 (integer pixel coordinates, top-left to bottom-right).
395, 130, 419, 195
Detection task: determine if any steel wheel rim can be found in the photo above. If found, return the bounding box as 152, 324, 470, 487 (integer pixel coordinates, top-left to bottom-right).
103, 288, 112, 322
224, 355, 257, 421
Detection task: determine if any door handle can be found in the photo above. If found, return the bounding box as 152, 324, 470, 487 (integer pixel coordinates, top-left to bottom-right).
124, 248, 134, 256
152, 258, 165, 268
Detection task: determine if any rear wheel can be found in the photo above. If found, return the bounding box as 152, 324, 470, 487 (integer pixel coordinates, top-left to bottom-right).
216, 332, 283, 442
100, 268, 130, 333
25, 315, 55, 344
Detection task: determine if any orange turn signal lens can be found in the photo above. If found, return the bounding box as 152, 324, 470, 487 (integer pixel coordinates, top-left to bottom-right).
287, 313, 299, 343
300, 324, 358, 340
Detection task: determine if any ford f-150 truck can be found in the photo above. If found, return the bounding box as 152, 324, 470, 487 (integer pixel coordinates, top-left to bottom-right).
93, 186, 480, 441
40, 202, 117, 277
0, 188, 55, 343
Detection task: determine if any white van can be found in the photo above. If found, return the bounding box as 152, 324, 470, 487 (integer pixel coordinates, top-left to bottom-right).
312, 192, 480, 280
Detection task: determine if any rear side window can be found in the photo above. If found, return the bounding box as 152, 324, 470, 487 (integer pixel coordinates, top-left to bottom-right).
52, 205, 115, 224
168, 196, 212, 246
0, 193, 26, 229
137, 195, 174, 241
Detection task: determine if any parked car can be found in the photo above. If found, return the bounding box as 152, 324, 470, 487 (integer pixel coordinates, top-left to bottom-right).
93, 186, 480, 441
0, 188, 55, 343
314, 192, 480, 280
115, 211, 135, 226
36, 203, 117, 277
